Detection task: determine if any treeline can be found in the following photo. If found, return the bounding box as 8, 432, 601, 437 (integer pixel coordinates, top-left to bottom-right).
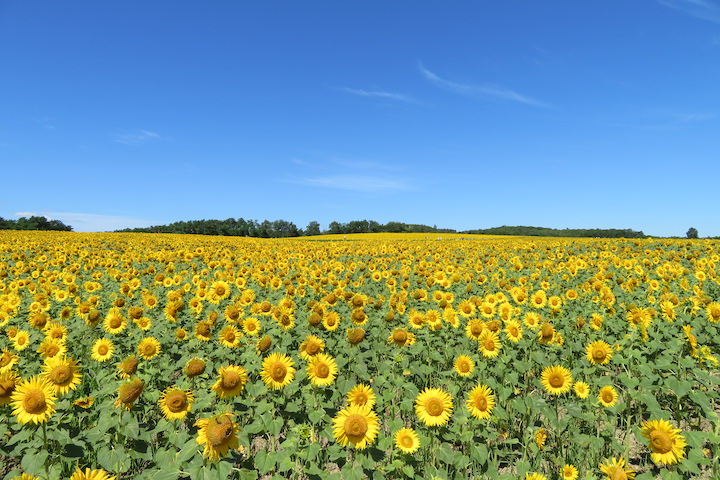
461, 225, 647, 238
0, 216, 73, 231
114, 218, 456, 237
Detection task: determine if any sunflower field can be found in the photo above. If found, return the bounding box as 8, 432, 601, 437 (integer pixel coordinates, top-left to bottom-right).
0, 231, 719, 480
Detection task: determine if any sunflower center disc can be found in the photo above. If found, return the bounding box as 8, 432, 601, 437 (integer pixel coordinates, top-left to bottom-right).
484, 338, 496, 351
471, 324, 483, 335
602, 392, 613, 403
207, 418, 233, 446
51, 365, 71, 384
272, 364, 286, 381
393, 331, 407, 343
459, 362, 470, 373
98, 346, 108, 355
1, 356, 10, 367
427, 398, 443, 416
593, 349, 606, 361
222, 371, 240, 389
401, 436, 413, 447
316, 364, 329, 378
549, 374, 564, 388
110, 318, 121, 328
167, 392, 187, 412
344, 414, 368, 437
475, 397, 488, 410
650, 430, 673, 454
306, 343, 320, 355
23, 389, 46, 414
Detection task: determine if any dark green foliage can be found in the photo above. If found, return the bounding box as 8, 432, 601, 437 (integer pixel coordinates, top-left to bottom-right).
461, 225, 647, 238
686, 227, 699, 239
0, 216, 73, 231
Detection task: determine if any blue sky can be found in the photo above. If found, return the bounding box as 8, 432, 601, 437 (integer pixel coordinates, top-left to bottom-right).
1, 1, 719, 236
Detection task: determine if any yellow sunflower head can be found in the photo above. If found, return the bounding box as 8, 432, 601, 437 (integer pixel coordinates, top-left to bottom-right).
137, 337, 161, 360
346, 384, 376, 408
40, 356, 82, 395
10, 376, 57, 424
299, 335, 325, 360
212, 365, 248, 399
195, 413, 239, 461
115, 377, 144, 410
0, 371, 19, 406
394, 427, 420, 454
159, 386, 194, 420
573, 381, 590, 399
454, 355, 474, 377
69, 467, 116, 480
260, 352, 295, 390
466, 384, 495, 420
598, 385, 618, 408
541, 365, 572, 395
586, 340, 613, 365
598, 456, 635, 480
478, 331, 501, 358
415, 387, 453, 427
561, 464, 578, 480
640, 418, 687, 465
91, 338, 114, 362
332, 404, 379, 450
307, 353, 338, 387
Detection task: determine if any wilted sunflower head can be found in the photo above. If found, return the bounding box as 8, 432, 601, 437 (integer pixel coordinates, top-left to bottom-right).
116, 378, 144, 409
256, 335, 272, 354
346, 328, 365, 345
185, 358, 206, 378
117, 355, 139, 378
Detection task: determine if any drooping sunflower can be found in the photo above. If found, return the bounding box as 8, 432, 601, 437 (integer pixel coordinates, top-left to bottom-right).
69, 467, 116, 480
218, 325, 242, 348
388, 328, 416, 347
346, 327, 365, 345
115, 377, 144, 410
561, 464, 579, 480
541, 365, 572, 395
598, 456, 635, 480
137, 337, 161, 360
40, 356, 82, 395
10, 376, 57, 424
260, 352, 295, 390
585, 340, 613, 365
185, 357, 206, 378
466, 384, 495, 420
195, 413, 239, 461
394, 427, 420, 453
159, 386, 194, 420
454, 355, 474, 377
194, 320, 213, 342
332, 404, 379, 450
598, 385, 618, 408
91, 338, 114, 362
0, 371, 19, 405
299, 335, 325, 360
415, 387, 453, 427
0, 349, 18, 373
478, 330, 501, 358
573, 381, 590, 399
73, 396, 94, 408
212, 365, 248, 399
347, 384, 376, 408
640, 418, 687, 465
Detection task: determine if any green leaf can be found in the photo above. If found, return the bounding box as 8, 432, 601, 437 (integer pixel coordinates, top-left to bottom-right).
401, 465, 415, 478
21, 449, 47, 476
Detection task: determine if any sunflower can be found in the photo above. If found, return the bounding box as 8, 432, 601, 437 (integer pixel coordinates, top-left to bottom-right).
103, 308, 127, 335
12, 330, 30, 351
0, 349, 18, 373
466, 384, 495, 420
541, 365, 573, 395
73, 396, 94, 408
115, 378, 144, 410
505, 320, 523, 343
394, 427, 420, 453
185, 357, 206, 378
195, 320, 213, 341
195, 413, 239, 461
388, 328, 415, 347
218, 325, 242, 348
523, 312, 541, 330
134, 316, 152, 331
159, 386, 194, 420
91, 338, 114, 362
117, 355, 139, 378
465, 319, 485, 340
37, 338, 66, 360
11, 473, 41, 480
346, 327, 365, 345
478, 331, 501, 358
175, 328, 189, 341
299, 335, 325, 360
523, 474, 547, 480
598, 385, 618, 408
640, 418, 687, 465
307, 353, 338, 387
242, 317, 261, 336
332, 404, 379, 449
261, 352, 295, 390
535, 427, 547, 450
256, 335, 273, 355
454, 355, 474, 377
10, 376, 57, 424
530, 290, 547, 309
586, 340, 613, 365
706, 302, 720, 323
408, 310, 426, 330
212, 365, 248, 399
0, 371, 19, 405
40, 356, 82, 395
137, 337, 161, 360
598, 456, 635, 480
208, 281, 232, 304
69, 467, 116, 480
44, 322, 68, 341
538, 322, 555, 344
561, 464, 578, 480
415, 387, 453, 427
457, 299, 476, 318
573, 381, 590, 399
347, 384, 376, 408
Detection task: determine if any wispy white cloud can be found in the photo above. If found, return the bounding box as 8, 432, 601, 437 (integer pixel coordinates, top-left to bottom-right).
338, 87, 416, 103
285, 175, 411, 193
13, 211, 156, 232
419, 63, 548, 107
658, 0, 720, 23
112, 130, 161, 146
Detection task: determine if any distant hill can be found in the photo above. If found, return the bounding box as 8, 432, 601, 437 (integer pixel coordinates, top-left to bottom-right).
461, 225, 647, 238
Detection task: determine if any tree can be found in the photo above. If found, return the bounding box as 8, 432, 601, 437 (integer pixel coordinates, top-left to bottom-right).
305, 221, 321, 236
686, 227, 699, 239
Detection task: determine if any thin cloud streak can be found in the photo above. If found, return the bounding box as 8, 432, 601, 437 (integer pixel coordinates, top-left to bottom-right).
658, 0, 720, 23
419, 63, 548, 107
14, 211, 156, 232
338, 87, 416, 103
284, 175, 412, 193
112, 129, 161, 146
